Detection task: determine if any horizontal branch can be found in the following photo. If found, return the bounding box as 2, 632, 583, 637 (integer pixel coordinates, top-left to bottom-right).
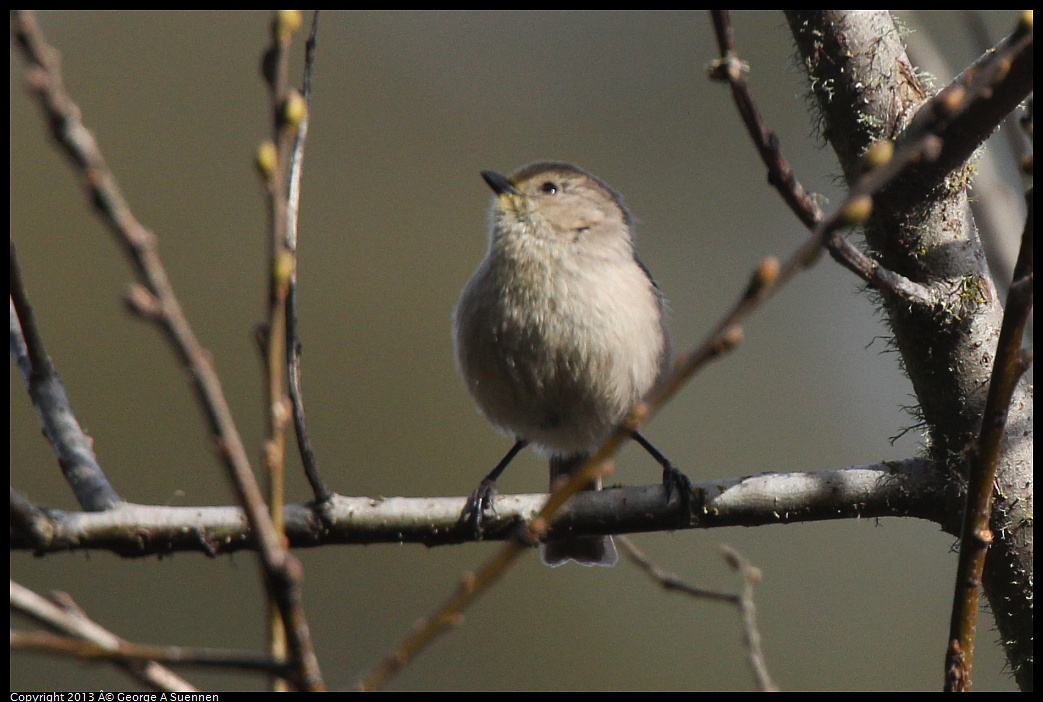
12, 458, 957, 556
11, 629, 289, 677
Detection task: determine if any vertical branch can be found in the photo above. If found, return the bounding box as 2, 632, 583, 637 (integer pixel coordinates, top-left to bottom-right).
260, 9, 302, 543
257, 11, 326, 692
945, 185, 1033, 691
285, 11, 331, 503
259, 9, 302, 691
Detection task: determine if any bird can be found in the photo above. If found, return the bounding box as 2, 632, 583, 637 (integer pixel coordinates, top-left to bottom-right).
453, 161, 689, 566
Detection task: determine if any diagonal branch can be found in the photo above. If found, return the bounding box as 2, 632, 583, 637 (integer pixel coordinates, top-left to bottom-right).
10, 241, 121, 511
11, 580, 195, 691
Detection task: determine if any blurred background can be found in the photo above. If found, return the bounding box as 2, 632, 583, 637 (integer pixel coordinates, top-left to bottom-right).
10, 11, 1024, 691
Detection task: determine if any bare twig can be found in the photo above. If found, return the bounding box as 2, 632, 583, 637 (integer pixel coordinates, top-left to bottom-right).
11, 630, 290, 677
285, 11, 331, 503
257, 10, 325, 692
616, 536, 737, 604
720, 546, 777, 692
10, 240, 121, 510
708, 10, 935, 308
259, 9, 300, 689
616, 539, 776, 691
944, 184, 1033, 691
708, 10, 823, 230
11, 580, 195, 692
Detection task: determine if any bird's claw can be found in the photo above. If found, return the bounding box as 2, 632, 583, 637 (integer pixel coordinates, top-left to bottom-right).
463, 478, 498, 539
663, 463, 696, 518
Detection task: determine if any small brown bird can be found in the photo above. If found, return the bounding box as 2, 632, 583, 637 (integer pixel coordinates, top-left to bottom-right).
454, 162, 688, 566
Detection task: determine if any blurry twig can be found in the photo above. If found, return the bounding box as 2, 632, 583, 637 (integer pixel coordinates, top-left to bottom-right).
616, 536, 738, 603
257, 10, 325, 692
11, 580, 195, 692
616, 539, 776, 691
720, 545, 777, 693
617, 538, 775, 688
259, 10, 301, 689
11, 630, 290, 678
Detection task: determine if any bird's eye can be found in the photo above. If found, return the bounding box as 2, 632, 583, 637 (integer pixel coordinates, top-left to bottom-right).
539, 181, 558, 194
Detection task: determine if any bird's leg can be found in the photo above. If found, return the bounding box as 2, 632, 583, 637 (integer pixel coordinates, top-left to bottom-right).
630, 431, 695, 515
463, 438, 529, 537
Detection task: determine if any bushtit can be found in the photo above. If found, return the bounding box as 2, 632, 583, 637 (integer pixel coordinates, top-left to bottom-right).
454, 161, 686, 567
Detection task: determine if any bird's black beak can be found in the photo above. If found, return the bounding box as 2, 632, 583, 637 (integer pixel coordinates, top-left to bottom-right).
481, 170, 518, 196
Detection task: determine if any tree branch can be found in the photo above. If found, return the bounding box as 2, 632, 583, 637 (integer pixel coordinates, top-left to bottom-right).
10, 241, 121, 511
11, 459, 955, 556
786, 10, 1033, 690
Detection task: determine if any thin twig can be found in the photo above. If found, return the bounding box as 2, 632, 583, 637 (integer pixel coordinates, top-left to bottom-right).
258, 10, 326, 692
285, 10, 330, 502
708, 10, 935, 308
708, 10, 822, 230
260, 9, 298, 689
944, 184, 1033, 691
11, 630, 291, 677
11, 580, 196, 692
616, 539, 777, 691
719, 545, 777, 692
616, 536, 737, 604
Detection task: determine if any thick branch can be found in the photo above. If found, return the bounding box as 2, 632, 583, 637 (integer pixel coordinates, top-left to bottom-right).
786, 10, 1033, 690
11, 460, 957, 556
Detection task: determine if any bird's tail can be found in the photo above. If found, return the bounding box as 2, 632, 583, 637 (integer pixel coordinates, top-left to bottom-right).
541, 453, 617, 567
